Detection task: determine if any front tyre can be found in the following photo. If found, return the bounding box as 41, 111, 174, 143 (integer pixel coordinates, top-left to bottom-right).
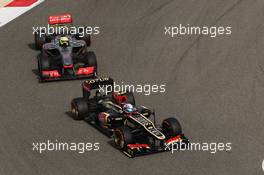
86, 51, 97, 74
162, 117, 182, 138
114, 126, 134, 150
71, 98, 89, 120
38, 56, 50, 79
39, 56, 50, 71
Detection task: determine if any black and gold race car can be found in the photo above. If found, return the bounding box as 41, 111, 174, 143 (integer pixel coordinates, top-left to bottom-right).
70, 77, 189, 157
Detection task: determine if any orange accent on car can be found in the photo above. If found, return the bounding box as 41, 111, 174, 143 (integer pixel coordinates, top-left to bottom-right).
127, 144, 150, 149
165, 135, 182, 144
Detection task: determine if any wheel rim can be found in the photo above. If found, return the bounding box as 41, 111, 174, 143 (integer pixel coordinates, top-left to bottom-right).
71, 104, 79, 118
114, 130, 124, 149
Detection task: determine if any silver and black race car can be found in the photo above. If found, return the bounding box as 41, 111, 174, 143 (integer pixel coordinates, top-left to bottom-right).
34, 14, 97, 82
70, 77, 189, 157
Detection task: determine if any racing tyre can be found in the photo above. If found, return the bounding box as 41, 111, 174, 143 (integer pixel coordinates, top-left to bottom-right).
76, 28, 91, 46
71, 98, 89, 120
86, 51, 97, 66
82, 34, 91, 47
39, 57, 50, 71
162, 117, 182, 138
86, 51, 97, 74
124, 92, 135, 105
38, 56, 50, 79
37, 56, 50, 81
34, 31, 46, 50
114, 126, 134, 150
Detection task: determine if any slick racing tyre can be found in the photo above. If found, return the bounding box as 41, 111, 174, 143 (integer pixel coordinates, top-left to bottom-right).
39, 57, 50, 71
34, 31, 46, 50
38, 56, 50, 78
162, 117, 182, 138
76, 28, 91, 46
86, 51, 97, 66
114, 126, 134, 150
86, 51, 97, 74
71, 98, 89, 120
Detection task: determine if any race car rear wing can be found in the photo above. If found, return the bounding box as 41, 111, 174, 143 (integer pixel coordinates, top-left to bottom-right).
48, 13, 73, 25
82, 77, 114, 91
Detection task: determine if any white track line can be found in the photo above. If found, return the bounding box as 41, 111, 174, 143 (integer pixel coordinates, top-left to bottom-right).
0, 0, 45, 27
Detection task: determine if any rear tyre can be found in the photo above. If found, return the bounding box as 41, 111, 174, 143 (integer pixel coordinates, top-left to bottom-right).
114, 126, 134, 150
76, 28, 91, 46
34, 31, 46, 50
71, 98, 89, 120
162, 117, 182, 138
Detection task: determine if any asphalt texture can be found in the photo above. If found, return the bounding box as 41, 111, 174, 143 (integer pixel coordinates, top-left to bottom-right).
0, 0, 264, 175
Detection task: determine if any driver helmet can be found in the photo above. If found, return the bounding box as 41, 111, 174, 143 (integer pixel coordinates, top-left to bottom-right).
59, 36, 69, 47
123, 103, 135, 113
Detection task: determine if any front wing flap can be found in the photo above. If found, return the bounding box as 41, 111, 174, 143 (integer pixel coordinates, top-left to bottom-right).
39, 72, 96, 82
122, 134, 189, 158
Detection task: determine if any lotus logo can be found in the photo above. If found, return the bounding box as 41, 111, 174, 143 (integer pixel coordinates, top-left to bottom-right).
88, 77, 109, 84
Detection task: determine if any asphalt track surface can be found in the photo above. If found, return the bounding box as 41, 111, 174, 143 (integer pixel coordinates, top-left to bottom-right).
0, 0, 264, 175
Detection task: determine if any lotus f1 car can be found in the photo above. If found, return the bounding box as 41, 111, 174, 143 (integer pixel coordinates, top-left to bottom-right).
34, 14, 97, 82
70, 77, 189, 157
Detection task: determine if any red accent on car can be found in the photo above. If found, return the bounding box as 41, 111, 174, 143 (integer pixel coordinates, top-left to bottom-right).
117, 95, 127, 104
5, 0, 37, 7
112, 93, 128, 104
63, 64, 73, 68
82, 82, 91, 91
165, 135, 182, 144
42, 70, 61, 78
77, 66, 94, 75
127, 144, 150, 149
48, 14, 72, 25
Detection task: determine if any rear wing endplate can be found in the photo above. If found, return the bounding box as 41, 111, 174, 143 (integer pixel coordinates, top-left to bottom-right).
82, 77, 114, 91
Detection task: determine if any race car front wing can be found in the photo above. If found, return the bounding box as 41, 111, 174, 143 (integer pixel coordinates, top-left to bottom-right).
39, 66, 96, 82
121, 134, 189, 158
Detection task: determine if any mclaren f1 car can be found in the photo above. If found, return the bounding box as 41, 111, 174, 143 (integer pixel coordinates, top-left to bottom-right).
34, 14, 97, 82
